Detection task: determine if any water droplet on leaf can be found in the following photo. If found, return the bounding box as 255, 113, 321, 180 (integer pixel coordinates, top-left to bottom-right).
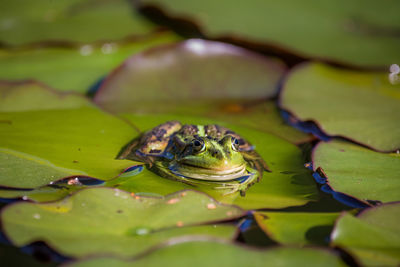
80, 45, 93, 56
127, 227, 151, 236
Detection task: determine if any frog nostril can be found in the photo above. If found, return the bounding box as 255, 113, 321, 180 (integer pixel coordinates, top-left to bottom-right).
212, 150, 223, 159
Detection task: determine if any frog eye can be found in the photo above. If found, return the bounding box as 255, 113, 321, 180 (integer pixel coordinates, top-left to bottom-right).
192, 139, 205, 152
231, 137, 240, 151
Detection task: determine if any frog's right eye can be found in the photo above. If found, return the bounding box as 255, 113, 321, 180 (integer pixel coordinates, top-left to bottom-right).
192, 139, 205, 152
231, 137, 240, 151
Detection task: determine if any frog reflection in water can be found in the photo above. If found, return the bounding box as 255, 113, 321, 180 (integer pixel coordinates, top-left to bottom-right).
119, 121, 270, 196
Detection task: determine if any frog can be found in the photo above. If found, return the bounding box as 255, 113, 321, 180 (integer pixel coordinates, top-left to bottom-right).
118, 121, 270, 196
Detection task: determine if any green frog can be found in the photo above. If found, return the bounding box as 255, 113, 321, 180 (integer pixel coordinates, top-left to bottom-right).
119, 121, 270, 196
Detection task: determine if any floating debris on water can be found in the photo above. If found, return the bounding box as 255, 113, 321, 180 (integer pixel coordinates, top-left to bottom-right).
68, 178, 82, 185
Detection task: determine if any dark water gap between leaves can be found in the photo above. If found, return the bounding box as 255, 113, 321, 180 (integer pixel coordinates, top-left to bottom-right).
86, 76, 105, 97
279, 110, 378, 209
0, 231, 67, 266
0, 169, 357, 265
0, 3, 391, 266
0, 88, 368, 265
312, 169, 371, 209
137, 4, 308, 68
136, 2, 386, 72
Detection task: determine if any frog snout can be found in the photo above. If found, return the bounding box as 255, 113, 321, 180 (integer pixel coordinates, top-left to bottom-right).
211, 149, 223, 159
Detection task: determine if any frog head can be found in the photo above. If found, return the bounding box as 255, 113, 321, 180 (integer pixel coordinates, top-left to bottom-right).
170, 134, 247, 181
121, 122, 268, 196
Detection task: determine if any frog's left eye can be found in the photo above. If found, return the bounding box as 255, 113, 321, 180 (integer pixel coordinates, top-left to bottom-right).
192, 139, 205, 152
231, 137, 240, 151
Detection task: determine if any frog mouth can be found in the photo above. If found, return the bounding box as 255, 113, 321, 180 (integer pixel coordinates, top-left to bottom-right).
169, 161, 247, 181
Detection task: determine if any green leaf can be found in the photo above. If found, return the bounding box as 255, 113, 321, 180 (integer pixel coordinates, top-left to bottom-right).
331, 203, 400, 267
0, 176, 105, 202
313, 140, 400, 204
117, 113, 319, 210
281, 63, 400, 152
0, 0, 159, 46
70, 241, 348, 267
93, 39, 310, 144
0, 82, 90, 111
139, 0, 400, 67
0, 33, 180, 92
210, 101, 312, 145
1, 188, 243, 258
0, 148, 77, 188
254, 211, 341, 246
106, 167, 192, 197
0, 186, 71, 203
0, 83, 137, 188
94, 39, 286, 114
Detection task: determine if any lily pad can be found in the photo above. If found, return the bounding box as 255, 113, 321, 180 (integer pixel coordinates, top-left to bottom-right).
280, 63, 400, 152
210, 101, 313, 145
117, 113, 319, 210
0, 176, 105, 202
0, 33, 180, 92
70, 241, 348, 267
0, 186, 72, 203
94, 39, 286, 114
1, 188, 243, 258
254, 211, 341, 246
0, 81, 90, 111
313, 140, 400, 205
331, 202, 400, 267
0, 82, 137, 188
0, 148, 78, 189
93, 39, 310, 144
0, 0, 159, 46
106, 167, 191, 197
139, 0, 400, 67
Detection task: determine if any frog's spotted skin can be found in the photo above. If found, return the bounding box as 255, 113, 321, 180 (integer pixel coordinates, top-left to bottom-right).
119, 121, 269, 196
